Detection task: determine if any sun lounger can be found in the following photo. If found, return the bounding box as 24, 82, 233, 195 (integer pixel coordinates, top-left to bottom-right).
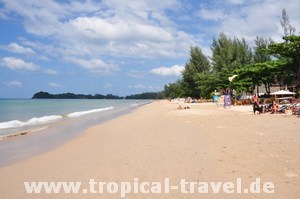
277, 105, 288, 113
291, 103, 300, 115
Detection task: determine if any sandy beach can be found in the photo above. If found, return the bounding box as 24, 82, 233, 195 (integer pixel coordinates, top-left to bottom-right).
0, 101, 299, 199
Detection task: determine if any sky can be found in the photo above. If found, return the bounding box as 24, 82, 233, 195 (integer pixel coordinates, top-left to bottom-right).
0, 0, 299, 98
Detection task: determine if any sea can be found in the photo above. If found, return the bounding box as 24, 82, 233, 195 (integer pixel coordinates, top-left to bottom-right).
0, 98, 151, 166
0, 98, 150, 136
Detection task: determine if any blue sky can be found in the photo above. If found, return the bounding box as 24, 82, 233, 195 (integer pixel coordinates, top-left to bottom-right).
0, 0, 299, 98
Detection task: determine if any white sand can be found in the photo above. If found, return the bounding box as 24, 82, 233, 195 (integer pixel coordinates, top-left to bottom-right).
0, 101, 299, 198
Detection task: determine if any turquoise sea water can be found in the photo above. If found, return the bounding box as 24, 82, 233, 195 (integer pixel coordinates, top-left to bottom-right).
0, 99, 149, 136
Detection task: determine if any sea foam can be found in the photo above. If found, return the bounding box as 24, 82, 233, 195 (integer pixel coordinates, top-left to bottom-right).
0, 115, 63, 130
0, 106, 114, 130
67, 106, 114, 117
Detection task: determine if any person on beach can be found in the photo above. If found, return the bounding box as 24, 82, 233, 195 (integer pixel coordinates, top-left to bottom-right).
271, 100, 280, 113
176, 105, 190, 110
251, 93, 259, 104
251, 93, 259, 114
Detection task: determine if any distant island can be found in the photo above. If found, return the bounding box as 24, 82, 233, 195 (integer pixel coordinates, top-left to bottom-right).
32, 91, 164, 100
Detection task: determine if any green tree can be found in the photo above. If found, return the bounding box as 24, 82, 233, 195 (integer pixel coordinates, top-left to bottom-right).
269, 35, 300, 88
211, 32, 233, 75
280, 9, 296, 36
234, 60, 287, 94
211, 32, 252, 89
253, 36, 274, 63
125, 92, 165, 99
164, 80, 184, 99
195, 72, 218, 98
182, 46, 211, 97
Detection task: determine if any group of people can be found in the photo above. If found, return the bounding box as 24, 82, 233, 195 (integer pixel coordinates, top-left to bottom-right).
176, 104, 190, 110
251, 94, 280, 114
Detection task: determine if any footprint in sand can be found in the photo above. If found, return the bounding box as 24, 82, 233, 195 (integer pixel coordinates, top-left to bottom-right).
269, 154, 280, 158
255, 172, 262, 176
285, 173, 298, 178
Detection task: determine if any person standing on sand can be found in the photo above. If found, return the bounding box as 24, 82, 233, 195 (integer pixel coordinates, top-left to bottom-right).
251, 93, 259, 114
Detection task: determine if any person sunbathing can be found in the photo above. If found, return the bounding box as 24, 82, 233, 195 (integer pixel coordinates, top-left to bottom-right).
271, 101, 280, 113
176, 105, 190, 110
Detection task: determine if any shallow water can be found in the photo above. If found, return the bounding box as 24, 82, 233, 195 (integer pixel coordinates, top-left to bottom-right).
0, 99, 145, 136
0, 99, 150, 167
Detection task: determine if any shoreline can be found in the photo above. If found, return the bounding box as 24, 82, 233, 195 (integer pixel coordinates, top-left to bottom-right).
0, 127, 49, 141
0, 101, 299, 198
0, 99, 148, 137
0, 101, 150, 167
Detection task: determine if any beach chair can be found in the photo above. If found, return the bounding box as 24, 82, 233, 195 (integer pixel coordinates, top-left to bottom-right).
277, 105, 288, 113
291, 103, 300, 115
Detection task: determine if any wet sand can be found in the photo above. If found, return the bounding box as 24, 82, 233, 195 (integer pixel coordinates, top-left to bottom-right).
0, 102, 145, 167
0, 101, 299, 198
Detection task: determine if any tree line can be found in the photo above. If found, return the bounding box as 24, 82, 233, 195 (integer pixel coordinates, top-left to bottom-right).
125, 92, 164, 99
164, 9, 300, 99
32, 91, 165, 99
32, 91, 123, 99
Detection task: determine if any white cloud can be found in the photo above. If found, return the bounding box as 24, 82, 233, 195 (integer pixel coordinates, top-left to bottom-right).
198, 9, 226, 21
5, 42, 35, 56
1, 56, 58, 75
19, 39, 66, 59
226, 0, 245, 5
43, 69, 57, 75
0, 0, 192, 63
68, 17, 173, 43
150, 65, 184, 76
197, 0, 300, 45
66, 57, 118, 74
0, 8, 8, 19
1, 57, 39, 71
2, 0, 299, 78
1, 0, 68, 36
4, 80, 22, 87
48, 82, 61, 87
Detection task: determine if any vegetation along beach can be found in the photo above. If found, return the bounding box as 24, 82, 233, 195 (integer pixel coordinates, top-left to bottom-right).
0, 1, 299, 198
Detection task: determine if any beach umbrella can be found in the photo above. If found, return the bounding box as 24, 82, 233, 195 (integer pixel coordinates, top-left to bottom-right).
270, 90, 296, 95
270, 90, 296, 100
